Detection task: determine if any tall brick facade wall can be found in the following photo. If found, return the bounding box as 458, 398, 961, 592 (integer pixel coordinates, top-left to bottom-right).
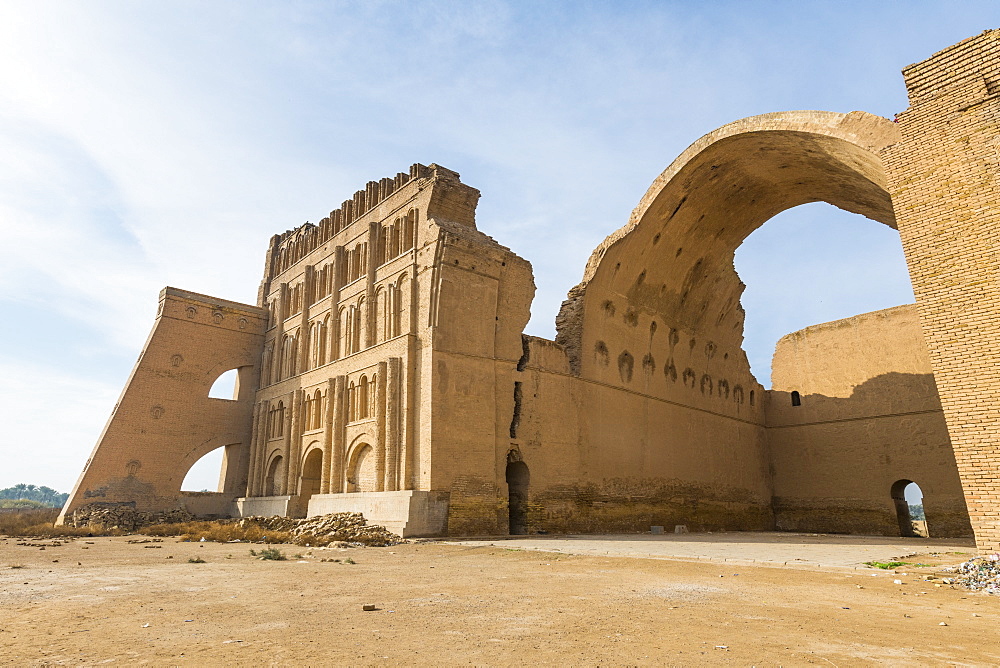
884, 30, 1000, 552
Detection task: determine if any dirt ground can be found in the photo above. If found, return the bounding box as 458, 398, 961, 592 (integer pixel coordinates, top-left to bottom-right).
1, 535, 998, 666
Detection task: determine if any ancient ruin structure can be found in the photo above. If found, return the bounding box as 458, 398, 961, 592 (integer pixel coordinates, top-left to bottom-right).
60, 32, 1000, 552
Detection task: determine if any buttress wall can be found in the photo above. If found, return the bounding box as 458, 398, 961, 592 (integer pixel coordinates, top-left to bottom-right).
58, 288, 267, 521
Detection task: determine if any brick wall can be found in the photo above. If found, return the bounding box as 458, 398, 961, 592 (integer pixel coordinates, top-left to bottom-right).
885, 30, 1000, 552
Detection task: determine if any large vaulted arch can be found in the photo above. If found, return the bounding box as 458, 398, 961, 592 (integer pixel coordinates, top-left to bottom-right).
556, 110, 900, 380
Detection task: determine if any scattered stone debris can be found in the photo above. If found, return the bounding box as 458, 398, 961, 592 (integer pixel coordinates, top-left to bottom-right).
68, 504, 195, 531
941, 554, 1000, 594
64, 505, 401, 547
238, 513, 402, 547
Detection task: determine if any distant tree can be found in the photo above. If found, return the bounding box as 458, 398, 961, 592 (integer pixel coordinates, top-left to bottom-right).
0, 485, 69, 507
909, 504, 925, 521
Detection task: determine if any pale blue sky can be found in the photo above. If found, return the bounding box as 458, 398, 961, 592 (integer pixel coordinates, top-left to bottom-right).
1, 1, 995, 492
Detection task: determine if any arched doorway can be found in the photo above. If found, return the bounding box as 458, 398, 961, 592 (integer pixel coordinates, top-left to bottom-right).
506, 458, 530, 535
891, 479, 926, 538
265, 455, 284, 496
300, 448, 323, 500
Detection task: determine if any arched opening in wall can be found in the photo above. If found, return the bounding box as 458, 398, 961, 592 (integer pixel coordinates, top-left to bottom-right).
733, 203, 915, 387
347, 444, 376, 493
506, 459, 530, 535
892, 479, 927, 538
208, 368, 239, 400
300, 447, 323, 501
181, 446, 225, 492
265, 455, 285, 496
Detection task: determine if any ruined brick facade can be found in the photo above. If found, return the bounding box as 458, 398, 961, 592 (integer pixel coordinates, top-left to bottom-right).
60, 32, 1000, 551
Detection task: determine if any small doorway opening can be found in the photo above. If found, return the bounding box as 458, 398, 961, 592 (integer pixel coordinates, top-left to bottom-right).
506, 458, 530, 535
891, 479, 927, 537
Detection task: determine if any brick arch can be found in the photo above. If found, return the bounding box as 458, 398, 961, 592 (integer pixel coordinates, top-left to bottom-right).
556, 110, 900, 377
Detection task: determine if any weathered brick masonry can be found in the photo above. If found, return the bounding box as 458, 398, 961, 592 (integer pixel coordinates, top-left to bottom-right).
884, 30, 1000, 551
61, 33, 1000, 551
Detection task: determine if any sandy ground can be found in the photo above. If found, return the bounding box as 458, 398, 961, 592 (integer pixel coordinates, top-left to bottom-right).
1, 534, 998, 666
452, 532, 981, 570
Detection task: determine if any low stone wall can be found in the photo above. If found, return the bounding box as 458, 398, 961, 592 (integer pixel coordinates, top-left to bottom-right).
234, 495, 295, 518
306, 491, 449, 537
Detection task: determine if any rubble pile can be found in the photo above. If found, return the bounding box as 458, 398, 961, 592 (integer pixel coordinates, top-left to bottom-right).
942, 553, 1000, 594
69, 504, 194, 531
239, 512, 402, 547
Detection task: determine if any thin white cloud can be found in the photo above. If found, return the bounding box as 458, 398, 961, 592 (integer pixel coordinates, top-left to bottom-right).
0, 357, 119, 490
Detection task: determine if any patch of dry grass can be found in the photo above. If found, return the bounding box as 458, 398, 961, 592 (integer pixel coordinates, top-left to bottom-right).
141, 521, 291, 544
2, 510, 322, 545
0, 508, 118, 538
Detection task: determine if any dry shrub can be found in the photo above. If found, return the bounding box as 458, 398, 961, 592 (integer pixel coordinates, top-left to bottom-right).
141, 521, 291, 544
0, 508, 105, 537
0, 508, 59, 533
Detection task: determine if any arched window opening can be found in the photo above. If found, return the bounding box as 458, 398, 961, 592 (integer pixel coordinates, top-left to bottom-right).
303, 393, 313, 431
319, 317, 328, 365
313, 389, 323, 429
405, 209, 416, 251
374, 288, 386, 343
181, 447, 225, 492
268, 401, 285, 439
347, 305, 358, 355
359, 376, 369, 419
386, 284, 397, 339
395, 274, 409, 336
208, 368, 239, 400
390, 220, 401, 258
354, 298, 366, 351
262, 343, 274, 386
338, 307, 348, 358
348, 382, 357, 422
790, 390, 801, 407
892, 480, 928, 538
